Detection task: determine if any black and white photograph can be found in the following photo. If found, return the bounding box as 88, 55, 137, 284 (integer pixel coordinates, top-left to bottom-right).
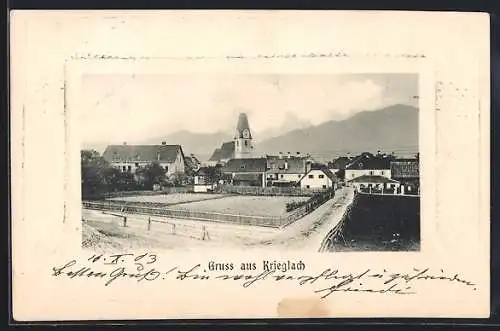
11, 10, 490, 321
80, 73, 421, 253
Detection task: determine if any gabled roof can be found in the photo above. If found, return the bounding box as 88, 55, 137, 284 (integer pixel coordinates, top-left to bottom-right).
347, 175, 399, 184
222, 158, 267, 173
209, 141, 235, 161
346, 153, 393, 170
299, 167, 337, 183
390, 159, 419, 178
102, 144, 183, 163
266, 158, 307, 174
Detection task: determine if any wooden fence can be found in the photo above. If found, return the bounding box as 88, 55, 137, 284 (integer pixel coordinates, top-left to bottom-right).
83, 200, 285, 228
213, 185, 326, 197
83, 187, 335, 229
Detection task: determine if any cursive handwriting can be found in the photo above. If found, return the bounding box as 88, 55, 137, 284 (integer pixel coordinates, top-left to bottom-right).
51, 253, 477, 299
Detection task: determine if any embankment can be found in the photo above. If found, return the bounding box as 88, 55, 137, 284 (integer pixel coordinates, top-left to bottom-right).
320, 192, 420, 252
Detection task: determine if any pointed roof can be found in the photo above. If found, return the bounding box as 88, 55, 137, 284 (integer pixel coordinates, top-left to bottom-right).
208, 141, 235, 161
235, 113, 252, 139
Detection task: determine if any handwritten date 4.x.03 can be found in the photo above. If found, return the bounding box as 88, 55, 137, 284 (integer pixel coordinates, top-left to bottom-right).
51, 253, 478, 299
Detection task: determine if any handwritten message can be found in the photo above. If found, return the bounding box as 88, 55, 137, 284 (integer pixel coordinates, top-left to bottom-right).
51, 252, 477, 299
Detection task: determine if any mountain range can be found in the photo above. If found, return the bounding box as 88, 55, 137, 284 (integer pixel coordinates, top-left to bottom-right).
83, 104, 418, 161
255, 104, 418, 160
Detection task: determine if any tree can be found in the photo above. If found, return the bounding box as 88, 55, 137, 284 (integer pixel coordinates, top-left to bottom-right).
204, 165, 223, 184
81, 149, 117, 198
135, 162, 167, 190
335, 169, 345, 181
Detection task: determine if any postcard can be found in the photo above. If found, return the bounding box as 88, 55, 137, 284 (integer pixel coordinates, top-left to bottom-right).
10, 10, 490, 320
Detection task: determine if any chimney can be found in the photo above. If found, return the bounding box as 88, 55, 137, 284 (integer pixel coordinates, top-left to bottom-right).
287, 152, 291, 159
306, 161, 312, 173
161, 141, 166, 145
296, 152, 301, 158
279, 152, 283, 159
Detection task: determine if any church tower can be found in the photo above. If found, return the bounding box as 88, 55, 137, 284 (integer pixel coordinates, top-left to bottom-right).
234, 113, 253, 159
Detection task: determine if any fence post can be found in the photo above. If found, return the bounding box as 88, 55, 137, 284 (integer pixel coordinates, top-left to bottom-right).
147, 217, 151, 231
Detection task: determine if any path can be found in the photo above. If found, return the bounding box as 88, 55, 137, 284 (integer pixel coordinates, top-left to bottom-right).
245, 187, 355, 251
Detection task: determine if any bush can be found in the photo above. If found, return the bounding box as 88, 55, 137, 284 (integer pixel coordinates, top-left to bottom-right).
285, 188, 335, 213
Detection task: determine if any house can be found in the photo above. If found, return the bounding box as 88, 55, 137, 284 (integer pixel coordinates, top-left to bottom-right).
298, 167, 337, 190
390, 158, 420, 194
344, 152, 393, 181
265, 152, 310, 186
193, 167, 215, 193
221, 158, 267, 187
207, 141, 235, 166
102, 142, 185, 176
346, 175, 400, 193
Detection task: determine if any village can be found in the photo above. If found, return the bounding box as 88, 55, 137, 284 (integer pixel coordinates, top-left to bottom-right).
81, 113, 420, 252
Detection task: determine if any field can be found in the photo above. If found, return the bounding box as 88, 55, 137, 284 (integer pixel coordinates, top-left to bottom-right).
174, 195, 310, 217
107, 193, 225, 205
81, 188, 354, 252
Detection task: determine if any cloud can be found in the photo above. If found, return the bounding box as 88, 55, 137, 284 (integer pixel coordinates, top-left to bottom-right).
80, 73, 416, 144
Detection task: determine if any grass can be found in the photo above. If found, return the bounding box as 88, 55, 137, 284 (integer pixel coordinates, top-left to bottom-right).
175, 195, 310, 217
107, 193, 225, 205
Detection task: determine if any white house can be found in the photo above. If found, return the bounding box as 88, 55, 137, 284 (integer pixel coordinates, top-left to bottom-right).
265, 153, 309, 186
344, 153, 392, 181
298, 168, 337, 190
346, 174, 400, 193
193, 167, 215, 193
102, 142, 185, 176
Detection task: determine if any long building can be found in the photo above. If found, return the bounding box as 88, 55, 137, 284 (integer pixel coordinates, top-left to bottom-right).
102, 142, 186, 176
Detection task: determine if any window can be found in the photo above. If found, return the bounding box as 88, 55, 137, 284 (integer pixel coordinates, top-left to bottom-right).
127, 165, 132, 172
306, 185, 310, 189
381, 171, 385, 176
308, 175, 314, 179
135, 162, 139, 167
319, 174, 324, 179
298, 174, 301, 178
369, 171, 374, 175
280, 174, 284, 179
122, 166, 126, 172
244, 140, 248, 147
322, 185, 327, 189
164, 166, 168, 172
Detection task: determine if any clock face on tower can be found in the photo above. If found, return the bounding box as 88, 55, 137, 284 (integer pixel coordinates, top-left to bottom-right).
243, 129, 250, 139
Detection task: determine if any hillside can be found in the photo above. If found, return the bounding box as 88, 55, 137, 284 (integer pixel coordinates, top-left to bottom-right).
256, 104, 418, 157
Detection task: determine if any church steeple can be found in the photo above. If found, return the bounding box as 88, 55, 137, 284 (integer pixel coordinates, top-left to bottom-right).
234, 113, 253, 159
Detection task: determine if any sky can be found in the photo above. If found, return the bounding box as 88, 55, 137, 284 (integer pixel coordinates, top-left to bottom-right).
80, 73, 418, 145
